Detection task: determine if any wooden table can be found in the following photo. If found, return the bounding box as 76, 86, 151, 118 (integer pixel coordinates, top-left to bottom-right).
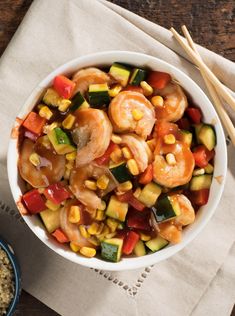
0, 0, 234, 315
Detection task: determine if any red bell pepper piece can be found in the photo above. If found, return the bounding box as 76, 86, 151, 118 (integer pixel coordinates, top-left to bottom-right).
124, 85, 144, 94
117, 191, 145, 211
186, 107, 202, 124
193, 145, 215, 168
52, 228, 69, 243
176, 118, 190, 131
53, 75, 75, 99
22, 189, 46, 214
95, 142, 118, 165
139, 164, 153, 185
147, 71, 171, 89
122, 231, 140, 255
189, 189, 210, 206
22, 112, 46, 135
44, 183, 70, 204
127, 209, 151, 231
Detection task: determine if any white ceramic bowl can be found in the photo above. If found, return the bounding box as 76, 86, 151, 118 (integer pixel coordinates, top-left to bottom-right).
7, 51, 227, 271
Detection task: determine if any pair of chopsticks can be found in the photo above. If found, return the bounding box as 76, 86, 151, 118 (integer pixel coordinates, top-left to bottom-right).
170, 25, 235, 146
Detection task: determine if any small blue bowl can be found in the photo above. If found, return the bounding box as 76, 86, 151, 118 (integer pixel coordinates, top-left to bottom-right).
0, 237, 21, 316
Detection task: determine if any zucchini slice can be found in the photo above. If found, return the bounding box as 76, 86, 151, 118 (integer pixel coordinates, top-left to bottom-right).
70, 92, 89, 111
145, 236, 169, 252
134, 240, 146, 257
88, 83, 110, 107
48, 127, 75, 154
105, 195, 128, 222
109, 162, 132, 183
180, 130, 193, 147
204, 163, 214, 174
198, 124, 216, 151
138, 182, 162, 207
193, 123, 203, 144
101, 238, 123, 262
109, 62, 131, 87
129, 68, 146, 86
43, 88, 61, 107
190, 174, 212, 191
152, 195, 181, 223
40, 209, 60, 233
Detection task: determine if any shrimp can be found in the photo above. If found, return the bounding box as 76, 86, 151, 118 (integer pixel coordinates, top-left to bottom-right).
154, 82, 188, 122
18, 138, 65, 188
60, 201, 93, 248
69, 163, 118, 210
153, 141, 195, 188
174, 194, 195, 226
120, 134, 152, 172
108, 91, 155, 139
72, 108, 112, 167
72, 67, 110, 95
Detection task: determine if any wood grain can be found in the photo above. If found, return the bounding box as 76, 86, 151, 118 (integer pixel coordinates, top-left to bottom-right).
0, 0, 234, 315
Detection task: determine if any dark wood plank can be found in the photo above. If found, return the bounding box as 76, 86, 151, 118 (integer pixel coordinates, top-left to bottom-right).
0, 0, 234, 315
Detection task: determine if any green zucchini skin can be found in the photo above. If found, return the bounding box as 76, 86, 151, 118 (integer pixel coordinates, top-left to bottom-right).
198, 124, 216, 150
129, 68, 146, 86
101, 238, 123, 262
109, 62, 131, 87
151, 195, 180, 223
70, 92, 88, 111
109, 162, 132, 183
145, 236, 169, 252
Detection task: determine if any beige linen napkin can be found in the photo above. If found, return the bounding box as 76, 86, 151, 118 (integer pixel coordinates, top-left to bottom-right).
0, 0, 235, 315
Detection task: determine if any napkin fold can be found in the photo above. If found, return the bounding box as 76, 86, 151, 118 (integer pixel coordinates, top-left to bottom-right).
0, 0, 234, 315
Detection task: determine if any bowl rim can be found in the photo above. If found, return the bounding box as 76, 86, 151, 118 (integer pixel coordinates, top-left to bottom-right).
7, 50, 227, 271
0, 237, 21, 315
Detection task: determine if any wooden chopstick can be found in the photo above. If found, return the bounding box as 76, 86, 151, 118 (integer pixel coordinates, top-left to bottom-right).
170, 27, 235, 112
180, 25, 235, 146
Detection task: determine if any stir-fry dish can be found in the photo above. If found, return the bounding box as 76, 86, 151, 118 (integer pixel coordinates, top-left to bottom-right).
18, 63, 216, 262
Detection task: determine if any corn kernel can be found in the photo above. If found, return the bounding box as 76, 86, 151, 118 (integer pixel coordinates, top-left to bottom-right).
62, 114, 76, 129
64, 168, 71, 180
193, 168, 205, 176
58, 99, 71, 112
105, 232, 116, 239
39, 106, 53, 120
122, 147, 132, 159
84, 180, 97, 191
164, 134, 176, 145
37, 103, 45, 110
79, 225, 90, 238
108, 84, 122, 97
111, 134, 122, 144
106, 218, 119, 233
127, 159, 139, 175
133, 187, 142, 199
140, 81, 153, 96
45, 199, 60, 211
90, 210, 97, 219
117, 181, 133, 193
166, 153, 176, 165
140, 232, 151, 241
66, 151, 77, 161
151, 95, 164, 107
43, 122, 60, 134
97, 175, 110, 190
66, 160, 74, 170
96, 222, 105, 235
88, 237, 100, 246
87, 222, 100, 235
70, 242, 80, 253
68, 206, 81, 224
29, 152, 41, 166
132, 109, 144, 121
110, 147, 123, 163
99, 200, 106, 211
96, 210, 105, 221
97, 225, 110, 241
38, 188, 44, 194
147, 139, 157, 152
80, 247, 96, 258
